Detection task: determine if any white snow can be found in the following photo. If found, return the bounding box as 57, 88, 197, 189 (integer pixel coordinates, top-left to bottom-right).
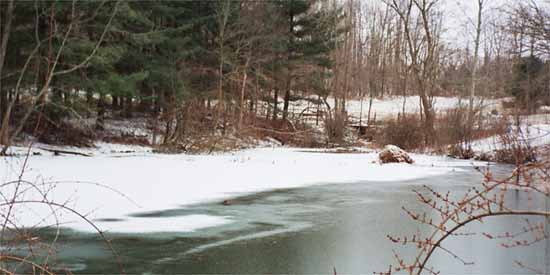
6, 141, 153, 156
329, 96, 502, 120
470, 114, 550, 154
471, 124, 550, 152
285, 96, 505, 122
89, 215, 231, 234
0, 147, 485, 234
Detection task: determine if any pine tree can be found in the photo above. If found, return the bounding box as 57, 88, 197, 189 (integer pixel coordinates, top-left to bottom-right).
508, 56, 547, 113
271, 0, 343, 122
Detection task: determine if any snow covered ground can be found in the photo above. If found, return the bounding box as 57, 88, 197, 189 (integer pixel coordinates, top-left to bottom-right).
0, 96, 524, 235
0, 146, 487, 234
471, 124, 550, 153
328, 96, 503, 120
285, 96, 505, 122
470, 114, 550, 154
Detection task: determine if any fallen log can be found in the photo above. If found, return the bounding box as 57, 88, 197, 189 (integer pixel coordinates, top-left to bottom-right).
38, 147, 93, 157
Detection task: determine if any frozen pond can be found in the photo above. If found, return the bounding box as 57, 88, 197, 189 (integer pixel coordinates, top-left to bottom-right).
23, 164, 550, 274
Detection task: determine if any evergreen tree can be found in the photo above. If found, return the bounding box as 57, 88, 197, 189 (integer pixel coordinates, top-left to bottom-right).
508, 56, 547, 113
0, 0, 345, 150
271, 0, 343, 122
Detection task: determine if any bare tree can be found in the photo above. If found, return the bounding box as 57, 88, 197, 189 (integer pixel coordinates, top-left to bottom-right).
0, 150, 128, 273
384, 0, 443, 144
515, 0, 550, 57
467, 0, 485, 146
213, 0, 232, 135
381, 157, 550, 275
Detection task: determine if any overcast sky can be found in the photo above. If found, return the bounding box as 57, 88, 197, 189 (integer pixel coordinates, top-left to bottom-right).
443, 0, 549, 46
443, 0, 512, 46
360, 0, 547, 48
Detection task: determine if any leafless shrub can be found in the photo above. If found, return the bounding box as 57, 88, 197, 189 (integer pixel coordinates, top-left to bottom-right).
0, 150, 126, 274
436, 106, 471, 147
324, 112, 347, 144
20, 111, 95, 148
380, 155, 550, 275
442, 108, 508, 159
102, 133, 150, 147
446, 145, 476, 159
502, 100, 516, 110
246, 118, 321, 148
437, 106, 473, 158
378, 114, 424, 150
494, 127, 538, 164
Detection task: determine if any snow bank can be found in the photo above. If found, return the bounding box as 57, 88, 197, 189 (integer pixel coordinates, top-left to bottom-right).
0, 147, 483, 234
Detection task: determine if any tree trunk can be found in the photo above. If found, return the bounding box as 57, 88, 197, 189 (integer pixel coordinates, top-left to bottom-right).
272, 89, 279, 121
112, 96, 119, 110
282, 85, 291, 122
468, 0, 484, 145
96, 93, 106, 131
282, 0, 294, 123
419, 90, 435, 144
238, 56, 250, 130
216, 53, 224, 132
124, 96, 133, 118
0, 0, 16, 145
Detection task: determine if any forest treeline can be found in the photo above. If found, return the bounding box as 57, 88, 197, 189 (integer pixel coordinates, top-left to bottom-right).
0, 0, 549, 153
